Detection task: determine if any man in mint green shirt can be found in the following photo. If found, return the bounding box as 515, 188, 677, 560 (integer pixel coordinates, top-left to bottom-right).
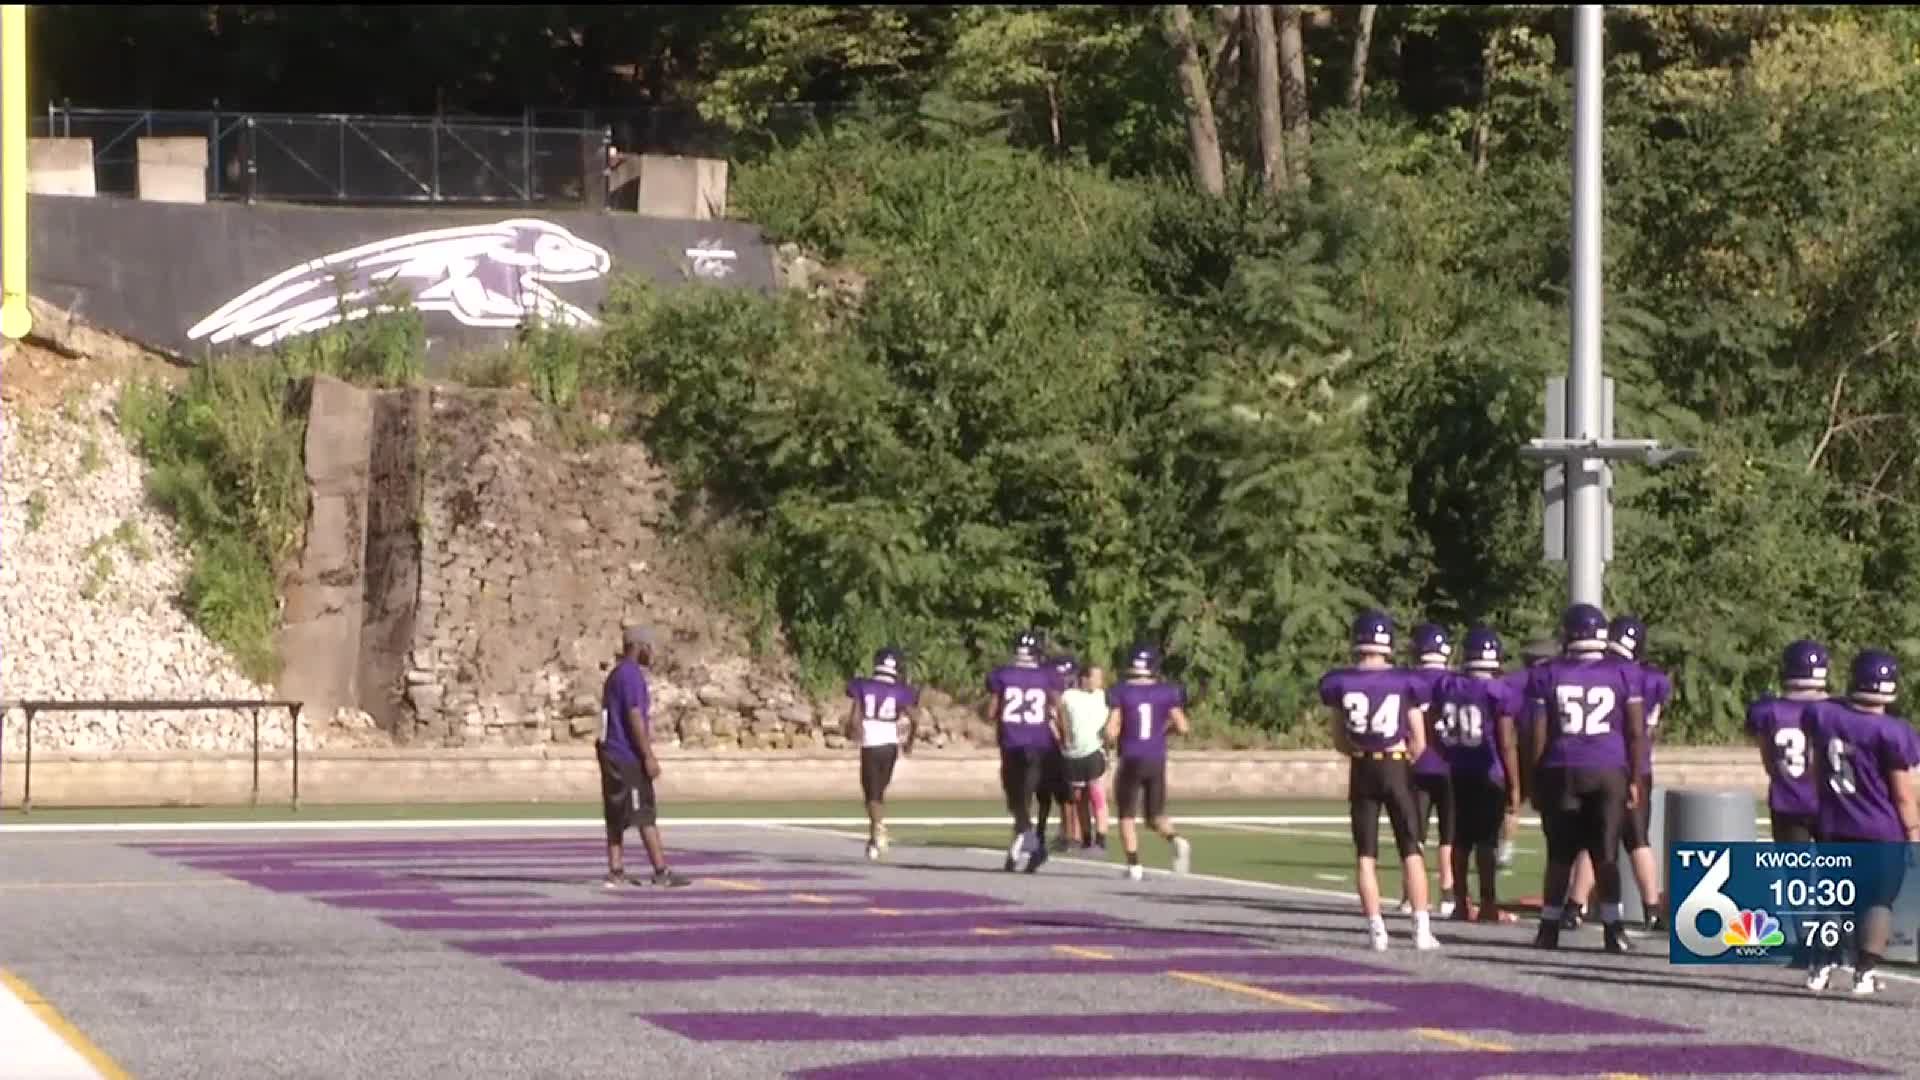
1059, 665, 1111, 851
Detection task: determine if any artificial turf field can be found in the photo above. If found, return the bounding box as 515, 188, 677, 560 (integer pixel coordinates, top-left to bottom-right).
1, 801, 1913, 1079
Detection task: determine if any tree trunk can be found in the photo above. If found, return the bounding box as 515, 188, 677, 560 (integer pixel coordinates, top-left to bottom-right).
1249, 5, 1286, 194
1209, 5, 1243, 117
1046, 80, 1063, 151
1166, 5, 1227, 197
1345, 5, 1377, 109
1471, 33, 1498, 177
1278, 5, 1311, 190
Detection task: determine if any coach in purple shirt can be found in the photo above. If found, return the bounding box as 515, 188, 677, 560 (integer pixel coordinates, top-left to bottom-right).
598, 625, 690, 889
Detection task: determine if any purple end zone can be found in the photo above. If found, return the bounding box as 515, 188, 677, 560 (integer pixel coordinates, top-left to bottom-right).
456, 923, 1237, 957
510, 952, 1389, 984
645, 980, 1684, 1043
788, 1045, 1893, 1080
389, 907, 1119, 933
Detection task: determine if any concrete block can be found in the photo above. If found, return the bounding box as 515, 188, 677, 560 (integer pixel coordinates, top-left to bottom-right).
136, 136, 209, 204
637, 154, 728, 221
27, 138, 95, 197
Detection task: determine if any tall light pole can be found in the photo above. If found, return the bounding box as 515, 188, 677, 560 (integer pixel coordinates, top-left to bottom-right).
1565, 3, 1605, 607
1524, 6, 1697, 602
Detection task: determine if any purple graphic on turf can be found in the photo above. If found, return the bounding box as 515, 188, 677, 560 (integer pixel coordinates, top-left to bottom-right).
512, 952, 1386, 984
790, 1045, 1892, 1080
645, 981, 1682, 1042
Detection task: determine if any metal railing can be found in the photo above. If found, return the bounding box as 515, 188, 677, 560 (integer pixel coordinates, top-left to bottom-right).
1, 699, 307, 813
34, 106, 612, 207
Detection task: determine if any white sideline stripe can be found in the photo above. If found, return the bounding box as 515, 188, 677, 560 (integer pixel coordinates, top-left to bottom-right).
0, 977, 106, 1079
0, 812, 1786, 835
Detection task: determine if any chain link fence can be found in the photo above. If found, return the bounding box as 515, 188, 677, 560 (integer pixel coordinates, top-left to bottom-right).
35, 106, 611, 207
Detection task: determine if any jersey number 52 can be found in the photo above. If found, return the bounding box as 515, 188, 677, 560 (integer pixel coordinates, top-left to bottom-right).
1555, 684, 1616, 736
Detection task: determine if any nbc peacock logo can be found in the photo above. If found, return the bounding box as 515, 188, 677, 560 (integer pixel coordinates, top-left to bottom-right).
1722, 909, 1786, 948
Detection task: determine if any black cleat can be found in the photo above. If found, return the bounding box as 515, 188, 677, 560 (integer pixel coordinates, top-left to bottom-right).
1643, 911, 1665, 933
1534, 921, 1561, 950
1561, 904, 1585, 931
1003, 855, 1018, 873
652, 867, 693, 888
1025, 845, 1050, 874
1604, 922, 1633, 954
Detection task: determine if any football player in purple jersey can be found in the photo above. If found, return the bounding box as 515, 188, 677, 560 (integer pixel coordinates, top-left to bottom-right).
1104, 644, 1193, 881
1526, 603, 1647, 954
1802, 650, 1920, 997
845, 647, 920, 862
1439, 625, 1524, 923
1744, 640, 1832, 845
1319, 610, 1441, 952
988, 629, 1068, 873
1497, 638, 1558, 869
1403, 624, 1459, 917
1562, 615, 1672, 931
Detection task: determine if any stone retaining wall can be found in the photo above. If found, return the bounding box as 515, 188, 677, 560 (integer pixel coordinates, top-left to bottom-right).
0, 748, 1770, 810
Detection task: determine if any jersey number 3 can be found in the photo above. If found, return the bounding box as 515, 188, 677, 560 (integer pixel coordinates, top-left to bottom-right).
1341, 693, 1400, 738
1555, 684, 1616, 736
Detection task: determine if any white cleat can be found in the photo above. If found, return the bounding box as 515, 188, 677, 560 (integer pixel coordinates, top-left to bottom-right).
1851, 970, 1881, 997
865, 843, 880, 862
1126, 864, 1145, 882
1496, 843, 1515, 869
1414, 928, 1443, 952
1171, 837, 1193, 876
1369, 926, 1391, 952
1438, 900, 1456, 919
1397, 898, 1413, 915
1007, 836, 1030, 873
1806, 965, 1835, 993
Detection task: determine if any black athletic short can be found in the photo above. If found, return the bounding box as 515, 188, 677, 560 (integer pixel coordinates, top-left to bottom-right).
1348, 753, 1422, 861
597, 745, 656, 839
1451, 773, 1506, 852
1534, 765, 1629, 865
1114, 756, 1168, 820
860, 745, 899, 803
1414, 771, 1456, 847
1622, 774, 1653, 852
1770, 810, 1820, 845
1065, 749, 1107, 787
1000, 747, 1069, 816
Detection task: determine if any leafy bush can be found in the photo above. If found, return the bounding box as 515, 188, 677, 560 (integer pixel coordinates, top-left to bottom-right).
120, 305, 428, 682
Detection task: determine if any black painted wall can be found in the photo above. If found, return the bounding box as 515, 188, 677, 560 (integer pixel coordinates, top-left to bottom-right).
27, 194, 774, 360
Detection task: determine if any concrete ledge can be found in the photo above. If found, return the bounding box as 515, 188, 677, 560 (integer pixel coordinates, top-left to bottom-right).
0, 748, 1769, 809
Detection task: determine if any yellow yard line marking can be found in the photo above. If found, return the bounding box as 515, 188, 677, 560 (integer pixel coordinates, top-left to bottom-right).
1165, 970, 1337, 1013
1413, 1027, 1512, 1052
0, 878, 247, 893
790, 893, 836, 905
865, 907, 905, 916
700, 877, 766, 892
0, 969, 130, 1079
1600, 1074, 1650, 1080
971, 927, 1014, 936
1051, 945, 1115, 960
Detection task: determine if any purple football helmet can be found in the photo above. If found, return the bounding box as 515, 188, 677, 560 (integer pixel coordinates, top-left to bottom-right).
1607, 616, 1647, 660
1352, 610, 1395, 657
1125, 643, 1161, 678
1848, 650, 1900, 706
1780, 639, 1830, 691
1411, 622, 1451, 666
1560, 603, 1609, 652
1463, 625, 1504, 672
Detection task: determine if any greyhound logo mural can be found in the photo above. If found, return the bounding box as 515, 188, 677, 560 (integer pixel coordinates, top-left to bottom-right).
186, 219, 614, 347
